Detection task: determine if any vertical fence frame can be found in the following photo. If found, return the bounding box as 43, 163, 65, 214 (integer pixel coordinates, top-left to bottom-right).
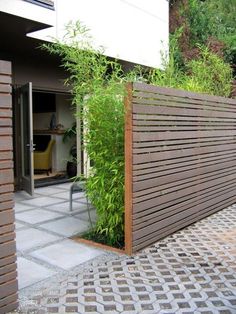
124, 83, 133, 255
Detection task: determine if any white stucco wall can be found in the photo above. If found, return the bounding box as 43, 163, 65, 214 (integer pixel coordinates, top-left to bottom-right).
0, 0, 55, 25
28, 0, 169, 68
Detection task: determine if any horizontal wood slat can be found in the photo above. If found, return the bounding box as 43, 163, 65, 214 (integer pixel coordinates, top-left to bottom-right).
0, 232, 15, 244
0, 263, 16, 276
0, 242, 16, 259
0, 95, 11, 108
0, 301, 18, 314
133, 90, 236, 110
125, 82, 236, 253
0, 60, 18, 312
133, 196, 236, 252
133, 82, 236, 105
0, 61, 11, 76
0, 256, 16, 268
0, 84, 11, 93
0, 170, 14, 185
133, 187, 236, 238
0, 280, 18, 299
133, 95, 236, 113
0, 293, 17, 308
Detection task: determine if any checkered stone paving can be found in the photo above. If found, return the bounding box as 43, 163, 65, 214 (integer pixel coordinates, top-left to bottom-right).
12, 206, 236, 313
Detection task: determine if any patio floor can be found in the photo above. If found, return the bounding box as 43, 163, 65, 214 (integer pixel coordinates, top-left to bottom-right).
11, 199, 236, 313
14, 182, 105, 290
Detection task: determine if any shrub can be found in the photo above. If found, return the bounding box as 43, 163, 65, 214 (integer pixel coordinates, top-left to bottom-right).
182, 46, 233, 97
149, 37, 233, 97
43, 20, 233, 248
43, 21, 126, 246
84, 82, 125, 246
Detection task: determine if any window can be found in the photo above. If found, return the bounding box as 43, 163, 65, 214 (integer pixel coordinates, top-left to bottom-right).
24, 0, 54, 10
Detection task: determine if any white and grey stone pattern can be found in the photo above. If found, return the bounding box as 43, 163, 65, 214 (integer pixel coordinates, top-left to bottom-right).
11, 185, 236, 313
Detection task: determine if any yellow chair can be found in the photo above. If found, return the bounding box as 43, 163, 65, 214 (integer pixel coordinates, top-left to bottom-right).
34, 139, 55, 175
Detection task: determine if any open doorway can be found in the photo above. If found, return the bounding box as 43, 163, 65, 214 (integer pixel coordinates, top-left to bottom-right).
13, 83, 78, 195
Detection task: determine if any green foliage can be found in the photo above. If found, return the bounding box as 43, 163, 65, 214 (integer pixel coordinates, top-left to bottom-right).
43, 19, 233, 247
149, 31, 185, 88
42, 21, 123, 104
84, 82, 125, 246
149, 37, 232, 97
182, 46, 233, 96
185, 0, 213, 45
43, 21, 126, 246
180, 0, 236, 67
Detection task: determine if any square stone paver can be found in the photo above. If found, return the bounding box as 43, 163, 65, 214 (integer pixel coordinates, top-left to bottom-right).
50, 191, 70, 200
56, 182, 73, 189
45, 202, 88, 214
35, 186, 67, 195
16, 209, 64, 224
16, 228, 62, 253
21, 196, 64, 207
17, 257, 55, 289
14, 202, 35, 212
40, 217, 90, 237
15, 221, 26, 230
14, 191, 35, 202
76, 210, 97, 223
30, 239, 104, 270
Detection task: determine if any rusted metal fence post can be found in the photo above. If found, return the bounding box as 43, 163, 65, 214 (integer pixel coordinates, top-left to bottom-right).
124, 83, 133, 255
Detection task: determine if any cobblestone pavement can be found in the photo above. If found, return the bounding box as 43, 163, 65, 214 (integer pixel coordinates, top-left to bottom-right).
12, 206, 236, 314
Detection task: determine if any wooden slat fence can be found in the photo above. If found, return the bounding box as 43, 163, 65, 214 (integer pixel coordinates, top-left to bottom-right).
125, 82, 236, 254
0, 60, 18, 313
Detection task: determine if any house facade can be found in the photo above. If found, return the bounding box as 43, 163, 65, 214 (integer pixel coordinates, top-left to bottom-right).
0, 1, 168, 311
0, 0, 169, 195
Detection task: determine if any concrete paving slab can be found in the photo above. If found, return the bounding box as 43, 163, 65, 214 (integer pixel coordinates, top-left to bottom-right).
30, 239, 104, 270
74, 196, 88, 204
55, 182, 74, 189
45, 201, 88, 214
13, 202, 35, 212
14, 191, 34, 201
15, 209, 64, 225
21, 196, 65, 207
50, 191, 70, 200
16, 228, 62, 253
35, 186, 66, 195
15, 222, 27, 230
14, 191, 41, 201
40, 217, 90, 237
17, 257, 55, 289
76, 209, 97, 223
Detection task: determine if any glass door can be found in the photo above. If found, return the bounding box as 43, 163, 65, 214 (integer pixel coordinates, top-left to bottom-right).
20, 83, 34, 195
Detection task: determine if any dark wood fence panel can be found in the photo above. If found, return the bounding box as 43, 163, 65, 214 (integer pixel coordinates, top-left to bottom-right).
125, 82, 236, 253
0, 60, 18, 314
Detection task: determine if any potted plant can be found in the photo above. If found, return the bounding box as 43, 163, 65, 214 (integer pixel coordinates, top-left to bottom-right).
63, 122, 77, 178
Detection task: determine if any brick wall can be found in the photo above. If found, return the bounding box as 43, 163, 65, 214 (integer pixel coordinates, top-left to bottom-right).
0, 60, 18, 313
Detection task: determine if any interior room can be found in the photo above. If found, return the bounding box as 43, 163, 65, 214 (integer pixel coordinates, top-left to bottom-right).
32, 90, 75, 186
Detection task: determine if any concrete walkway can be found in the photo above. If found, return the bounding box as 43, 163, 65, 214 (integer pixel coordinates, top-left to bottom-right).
12, 197, 236, 313
14, 183, 105, 290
